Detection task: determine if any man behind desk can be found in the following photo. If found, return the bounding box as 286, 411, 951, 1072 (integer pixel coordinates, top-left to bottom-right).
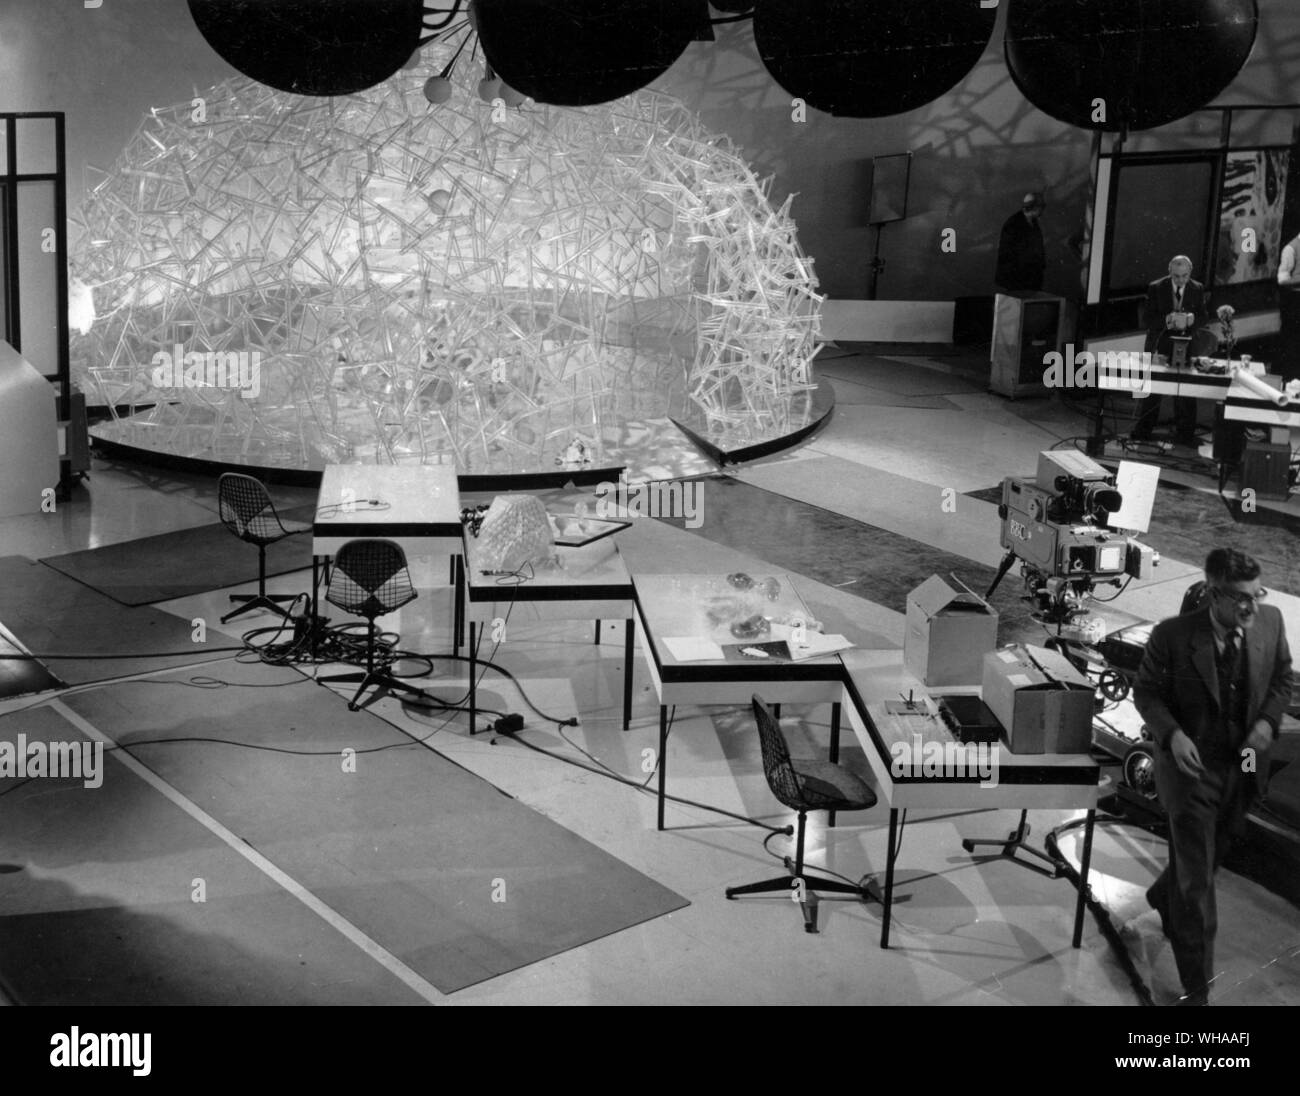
1132, 255, 1208, 446
1133, 548, 1292, 1005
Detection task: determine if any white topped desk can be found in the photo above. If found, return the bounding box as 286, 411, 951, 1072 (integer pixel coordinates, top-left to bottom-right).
1223, 372, 1300, 427
839, 649, 1101, 949
312, 464, 462, 556
459, 531, 636, 734
311, 463, 464, 642
1099, 357, 1268, 402
633, 573, 848, 831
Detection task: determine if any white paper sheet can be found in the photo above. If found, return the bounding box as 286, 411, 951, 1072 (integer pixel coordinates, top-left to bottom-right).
664, 636, 725, 662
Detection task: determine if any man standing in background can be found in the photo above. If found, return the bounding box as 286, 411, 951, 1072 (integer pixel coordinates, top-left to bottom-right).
1276, 229, 1300, 381
995, 191, 1047, 293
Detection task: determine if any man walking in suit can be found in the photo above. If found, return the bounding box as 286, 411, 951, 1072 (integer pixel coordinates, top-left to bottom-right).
1133, 548, 1292, 1005
1132, 255, 1209, 446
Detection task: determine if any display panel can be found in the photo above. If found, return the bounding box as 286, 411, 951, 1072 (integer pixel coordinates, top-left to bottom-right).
1216, 149, 1290, 285
1107, 158, 1216, 293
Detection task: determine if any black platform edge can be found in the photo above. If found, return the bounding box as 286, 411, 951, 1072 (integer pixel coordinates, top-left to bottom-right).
90, 433, 628, 492
90, 434, 323, 487
670, 382, 835, 468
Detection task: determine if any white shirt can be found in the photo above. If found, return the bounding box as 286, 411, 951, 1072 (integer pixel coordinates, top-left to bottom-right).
1208, 611, 1242, 659
1280, 235, 1300, 287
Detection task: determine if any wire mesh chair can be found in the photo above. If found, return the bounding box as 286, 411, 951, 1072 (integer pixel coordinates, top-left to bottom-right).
318, 539, 423, 711
726, 695, 879, 933
218, 472, 312, 624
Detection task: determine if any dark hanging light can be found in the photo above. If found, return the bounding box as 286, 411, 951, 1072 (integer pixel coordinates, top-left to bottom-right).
753, 0, 996, 119
471, 0, 700, 107
1004, 0, 1259, 132
187, 0, 427, 96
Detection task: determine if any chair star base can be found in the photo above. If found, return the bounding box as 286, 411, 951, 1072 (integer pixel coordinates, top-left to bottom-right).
317, 668, 430, 712
727, 857, 877, 934
222, 591, 300, 624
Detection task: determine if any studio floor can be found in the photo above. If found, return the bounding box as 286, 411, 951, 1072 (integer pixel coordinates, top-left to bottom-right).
1, 345, 1297, 1007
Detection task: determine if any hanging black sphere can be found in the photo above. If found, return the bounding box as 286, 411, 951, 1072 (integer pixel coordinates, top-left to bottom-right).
472, 0, 700, 107
187, 0, 426, 96
754, 0, 996, 119
1005, 0, 1259, 132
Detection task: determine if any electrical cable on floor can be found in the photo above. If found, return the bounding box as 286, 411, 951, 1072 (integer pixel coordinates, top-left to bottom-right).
495, 710, 794, 834
1044, 811, 1157, 1007
3, 572, 823, 836
0, 722, 469, 801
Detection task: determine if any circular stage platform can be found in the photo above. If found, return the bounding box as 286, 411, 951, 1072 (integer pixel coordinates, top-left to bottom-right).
88, 379, 836, 489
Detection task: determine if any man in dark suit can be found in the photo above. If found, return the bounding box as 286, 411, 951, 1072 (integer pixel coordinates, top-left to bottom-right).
995, 191, 1047, 293
1133, 548, 1292, 1005
1132, 255, 1209, 446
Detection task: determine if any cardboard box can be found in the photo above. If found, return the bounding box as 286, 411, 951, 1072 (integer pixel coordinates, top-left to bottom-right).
982, 644, 1095, 755
904, 575, 999, 687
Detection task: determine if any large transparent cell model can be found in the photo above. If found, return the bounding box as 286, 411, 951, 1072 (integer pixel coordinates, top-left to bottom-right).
71, 53, 821, 473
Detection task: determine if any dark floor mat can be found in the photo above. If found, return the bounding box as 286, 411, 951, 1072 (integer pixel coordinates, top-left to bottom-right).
54, 660, 689, 995
40, 504, 317, 606
0, 625, 64, 699
0, 556, 232, 686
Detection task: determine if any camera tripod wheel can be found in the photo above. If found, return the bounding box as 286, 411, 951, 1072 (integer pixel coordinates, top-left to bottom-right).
1098, 669, 1130, 702
1122, 743, 1158, 799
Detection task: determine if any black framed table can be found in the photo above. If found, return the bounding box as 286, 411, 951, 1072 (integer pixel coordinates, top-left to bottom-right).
311, 463, 463, 643
839, 649, 1101, 950
632, 573, 848, 831
460, 531, 636, 735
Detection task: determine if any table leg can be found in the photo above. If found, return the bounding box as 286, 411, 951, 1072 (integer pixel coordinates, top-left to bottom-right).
310, 555, 320, 658
828, 701, 841, 828
468, 620, 477, 736
657, 704, 668, 831
1072, 809, 1096, 948
453, 555, 464, 656
881, 808, 899, 949
622, 618, 634, 731
594, 620, 601, 645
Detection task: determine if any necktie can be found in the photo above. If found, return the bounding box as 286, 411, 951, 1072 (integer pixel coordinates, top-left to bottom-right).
1219, 628, 1241, 675
1175, 286, 1183, 311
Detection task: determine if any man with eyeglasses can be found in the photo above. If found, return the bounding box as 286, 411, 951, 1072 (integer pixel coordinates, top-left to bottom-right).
1133, 548, 1292, 1005
1133, 255, 1208, 447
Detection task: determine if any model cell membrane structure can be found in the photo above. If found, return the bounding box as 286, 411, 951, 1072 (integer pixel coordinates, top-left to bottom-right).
72, 59, 823, 475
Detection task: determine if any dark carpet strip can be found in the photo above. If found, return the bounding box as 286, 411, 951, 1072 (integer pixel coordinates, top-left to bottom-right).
40, 504, 317, 606
56, 658, 688, 996
0, 556, 233, 687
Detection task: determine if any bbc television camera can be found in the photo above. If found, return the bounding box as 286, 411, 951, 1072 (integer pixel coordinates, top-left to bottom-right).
987, 451, 1159, 641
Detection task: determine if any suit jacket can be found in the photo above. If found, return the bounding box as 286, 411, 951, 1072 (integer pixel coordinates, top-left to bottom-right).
995, 211, 1045, 292
1133, 604, 1292, 812
1143, 275, 1209, 354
